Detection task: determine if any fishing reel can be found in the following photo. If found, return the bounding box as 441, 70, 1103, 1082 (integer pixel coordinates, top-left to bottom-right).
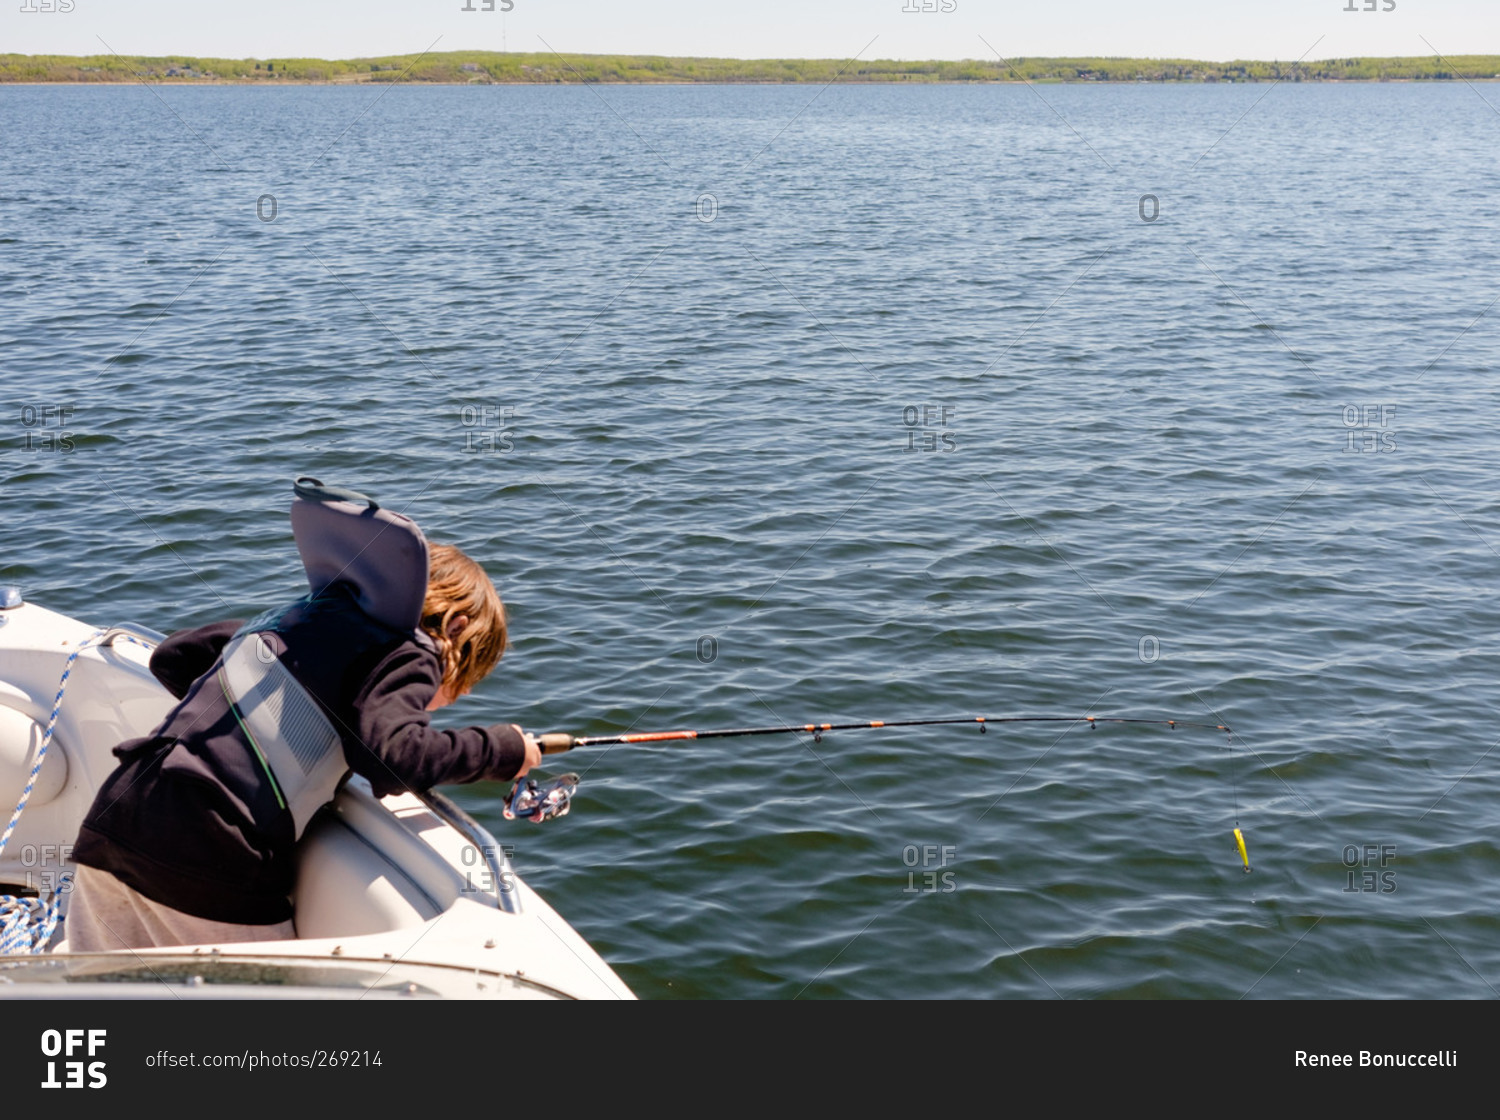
504, 773, 579, 823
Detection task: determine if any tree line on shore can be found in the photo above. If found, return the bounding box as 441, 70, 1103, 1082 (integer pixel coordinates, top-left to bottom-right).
4, 51, 1498, 84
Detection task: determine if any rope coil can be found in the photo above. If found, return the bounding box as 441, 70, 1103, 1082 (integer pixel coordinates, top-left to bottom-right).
0, 629, 150, 954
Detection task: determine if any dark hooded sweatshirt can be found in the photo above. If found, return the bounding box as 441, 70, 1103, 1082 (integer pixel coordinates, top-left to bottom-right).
72, 585, 527, 925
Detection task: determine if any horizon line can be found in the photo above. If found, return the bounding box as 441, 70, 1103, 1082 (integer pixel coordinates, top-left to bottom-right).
7, 49, 1500, 64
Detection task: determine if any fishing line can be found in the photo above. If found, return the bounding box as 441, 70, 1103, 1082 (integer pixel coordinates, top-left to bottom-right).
1224, 726, 1252, 874
526, 714, 1252, 871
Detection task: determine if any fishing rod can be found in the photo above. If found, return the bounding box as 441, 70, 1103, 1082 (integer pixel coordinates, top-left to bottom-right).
514, 713, 1252, 874
534, 714, 1232, 752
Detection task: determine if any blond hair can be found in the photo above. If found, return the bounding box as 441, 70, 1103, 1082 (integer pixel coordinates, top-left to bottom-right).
421, 542, 508, 698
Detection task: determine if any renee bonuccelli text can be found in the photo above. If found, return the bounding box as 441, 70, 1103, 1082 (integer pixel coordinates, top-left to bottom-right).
1295, 1051, 1457, 1068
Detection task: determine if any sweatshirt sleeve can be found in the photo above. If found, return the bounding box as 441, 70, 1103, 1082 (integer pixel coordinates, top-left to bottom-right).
149, 619, 245, 700
344, 642, 528, 797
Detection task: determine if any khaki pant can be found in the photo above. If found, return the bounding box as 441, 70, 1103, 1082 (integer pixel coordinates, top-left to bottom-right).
59, 865, 296, 952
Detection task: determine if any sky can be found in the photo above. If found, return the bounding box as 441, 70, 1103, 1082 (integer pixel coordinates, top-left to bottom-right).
1, 0, 1497, 63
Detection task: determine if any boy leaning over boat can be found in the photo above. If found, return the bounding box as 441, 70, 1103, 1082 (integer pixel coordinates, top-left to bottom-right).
60, 480, 540, 952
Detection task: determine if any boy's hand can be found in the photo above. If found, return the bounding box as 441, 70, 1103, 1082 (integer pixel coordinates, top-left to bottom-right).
512, 726, 541, 777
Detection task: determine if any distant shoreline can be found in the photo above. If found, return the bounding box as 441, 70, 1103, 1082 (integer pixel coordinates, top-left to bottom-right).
6, 78, 1498, 86
4, 50, 1499, 85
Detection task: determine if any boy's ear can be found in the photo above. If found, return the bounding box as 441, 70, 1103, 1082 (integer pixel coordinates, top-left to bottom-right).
446, 614, 469, 642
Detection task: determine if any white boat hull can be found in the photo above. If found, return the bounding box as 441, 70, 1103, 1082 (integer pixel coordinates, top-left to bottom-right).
0, 598, 634, 1000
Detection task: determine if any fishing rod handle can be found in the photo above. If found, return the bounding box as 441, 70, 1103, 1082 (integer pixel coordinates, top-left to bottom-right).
537, 733, 576, 754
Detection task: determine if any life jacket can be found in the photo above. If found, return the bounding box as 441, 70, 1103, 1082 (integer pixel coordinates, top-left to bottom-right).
217, 478, 431, 838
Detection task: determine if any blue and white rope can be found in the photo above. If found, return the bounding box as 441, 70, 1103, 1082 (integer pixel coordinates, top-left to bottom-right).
0, 628, 150, 954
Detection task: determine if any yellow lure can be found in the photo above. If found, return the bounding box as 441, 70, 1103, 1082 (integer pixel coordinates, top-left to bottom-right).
1234, 828, 1251, 873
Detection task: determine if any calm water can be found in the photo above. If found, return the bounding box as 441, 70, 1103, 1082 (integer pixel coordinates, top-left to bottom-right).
4, 81, 1500, 999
